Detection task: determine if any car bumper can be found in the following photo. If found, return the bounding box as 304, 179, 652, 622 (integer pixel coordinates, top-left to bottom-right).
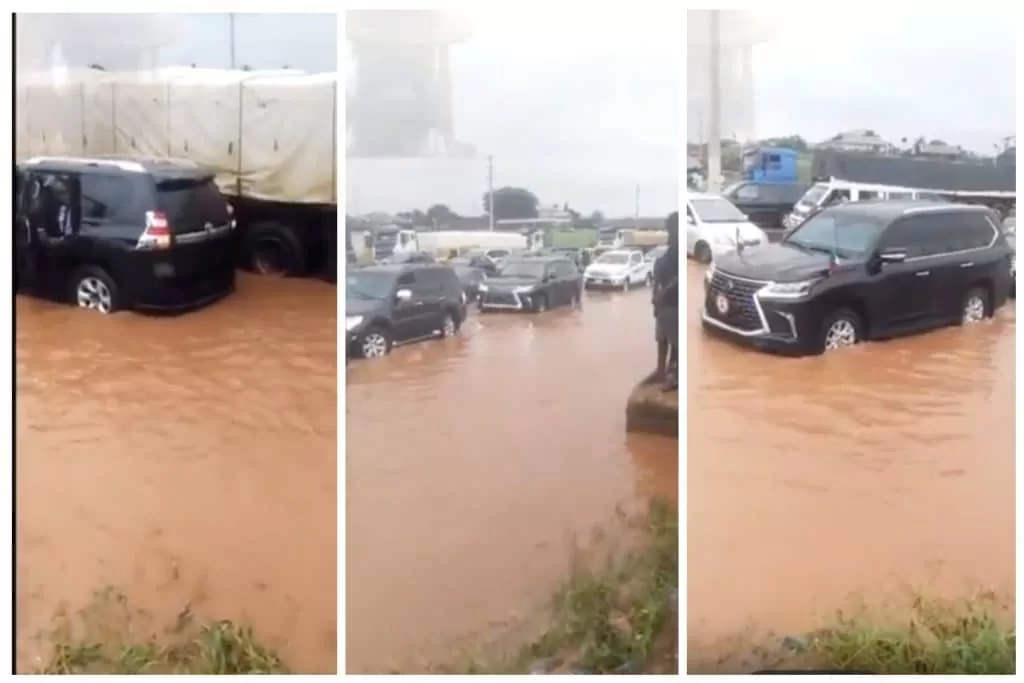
133, 267, 236, 312
479, 289, 542, 310
584, 276, 627, 289
699, 279, 816, 356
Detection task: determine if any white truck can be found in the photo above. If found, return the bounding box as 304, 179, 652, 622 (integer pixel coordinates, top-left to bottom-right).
372, 227, 540, 260
16, 67, 339, 281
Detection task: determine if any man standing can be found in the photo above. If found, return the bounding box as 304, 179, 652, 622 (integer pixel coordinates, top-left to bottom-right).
653, 211, 679, 391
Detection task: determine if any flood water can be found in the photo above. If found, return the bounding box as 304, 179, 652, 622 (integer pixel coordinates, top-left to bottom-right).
686, 262, 1016, 670
15, 274, 338, 673
346, 291, 678, 673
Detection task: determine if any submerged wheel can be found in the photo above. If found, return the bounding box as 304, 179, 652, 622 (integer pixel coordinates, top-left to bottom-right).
70, 266, 120, 315
358, 327, 392, 358
819, 308, 862, 354
694, 241, 712, 264
960, 287, 990, 325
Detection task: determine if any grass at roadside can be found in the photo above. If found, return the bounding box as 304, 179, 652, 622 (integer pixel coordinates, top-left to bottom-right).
35, 586, 286, 674
804, 594, 1015, 675
455, 500, 678, 674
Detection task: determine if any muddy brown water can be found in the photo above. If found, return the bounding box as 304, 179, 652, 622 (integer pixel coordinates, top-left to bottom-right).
346, 290, 678, 673
15, 273, 337, 673
686, 262, 1016, 670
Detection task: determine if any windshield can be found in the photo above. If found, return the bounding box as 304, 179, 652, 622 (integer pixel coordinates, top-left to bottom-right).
797, 184, 829, 208
595, 252, 630, 265
690, 197, 747, 223
497, 260, 547, 279
783, 210, 888, 259
346, 270, 396, 300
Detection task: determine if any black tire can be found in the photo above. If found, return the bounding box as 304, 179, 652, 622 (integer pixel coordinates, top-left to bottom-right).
534, 294, 549, 313
694, 241, 712, 264
438, 309, 461, 338
356, 325, 392, 359
958, 286, 990, 325
245, 221, 307, 277
818, 308, 862, 354
69, 265, 121, 315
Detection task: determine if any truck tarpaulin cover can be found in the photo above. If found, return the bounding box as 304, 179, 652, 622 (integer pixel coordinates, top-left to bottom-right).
812, 149, 1015, 193
16, 67, 338, 205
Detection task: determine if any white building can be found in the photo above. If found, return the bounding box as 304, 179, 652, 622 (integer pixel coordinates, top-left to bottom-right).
818, 129, 894, 154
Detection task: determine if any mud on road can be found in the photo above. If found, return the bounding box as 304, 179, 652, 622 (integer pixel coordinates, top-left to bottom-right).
346, 290, 678, 673
15, 274, 338, 673
686, 262, 1016, 670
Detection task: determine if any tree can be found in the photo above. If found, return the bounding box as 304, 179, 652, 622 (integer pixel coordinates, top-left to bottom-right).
426, 203, 460, 227
590, 210, 605, 226
482, 186, 540, 220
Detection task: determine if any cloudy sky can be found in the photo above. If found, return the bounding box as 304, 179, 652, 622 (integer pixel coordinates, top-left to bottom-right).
347, 9, 681, 218
693, 11, 1016, 153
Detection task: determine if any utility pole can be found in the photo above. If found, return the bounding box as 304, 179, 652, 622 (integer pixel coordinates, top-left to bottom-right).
487, 154, 495, 232
228, 13, 237, 69
634, 184, 640, 229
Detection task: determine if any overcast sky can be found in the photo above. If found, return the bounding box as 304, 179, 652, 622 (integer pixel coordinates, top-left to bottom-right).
749, 12, 1016, 152
347, 9, 680, 218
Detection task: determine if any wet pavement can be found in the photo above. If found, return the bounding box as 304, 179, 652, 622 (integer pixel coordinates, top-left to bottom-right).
15, 274, 338, 673
346, 290, 678, 673
686, 262, 1016, 668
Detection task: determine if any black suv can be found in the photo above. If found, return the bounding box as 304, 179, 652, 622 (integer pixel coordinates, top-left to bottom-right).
701, 201, 1014, 355
346, 263, 467, 358
15, 156, 236, 314
478, 255, 582, 312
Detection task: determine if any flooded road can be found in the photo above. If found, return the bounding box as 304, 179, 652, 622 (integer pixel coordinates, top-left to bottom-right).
15, 274, 337, 673
686, 262, 1015, 669
346, 291, 677, 673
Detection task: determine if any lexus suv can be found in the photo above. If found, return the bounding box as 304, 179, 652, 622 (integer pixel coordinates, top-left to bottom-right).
346, 263, 467, 359
701, 201, 1014, 355
478, 256, 582, 312
15, 155, 236, 314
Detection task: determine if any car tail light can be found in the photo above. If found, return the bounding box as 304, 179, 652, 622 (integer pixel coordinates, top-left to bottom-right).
138, 210, 172, 250
227, 203, 237, 229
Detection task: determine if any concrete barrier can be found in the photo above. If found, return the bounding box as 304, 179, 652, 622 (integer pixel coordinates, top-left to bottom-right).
625, 371, 678, 437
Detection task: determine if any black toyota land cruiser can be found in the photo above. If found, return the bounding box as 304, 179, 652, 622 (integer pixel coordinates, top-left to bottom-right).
701, 200, 1014, 355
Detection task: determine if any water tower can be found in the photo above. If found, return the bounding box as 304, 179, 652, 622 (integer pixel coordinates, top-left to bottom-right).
346, 10, 472, 157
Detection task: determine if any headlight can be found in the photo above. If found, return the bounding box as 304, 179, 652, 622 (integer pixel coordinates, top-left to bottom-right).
345, 315, 364, 331
704, 261, 716, 283
478, 283, 489, 292
758, 279, 820, 299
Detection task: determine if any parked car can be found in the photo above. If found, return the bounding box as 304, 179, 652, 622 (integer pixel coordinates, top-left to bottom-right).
14, 155, 236, 314
722, 181, 808, 230
1006, 232, 1016, 299
583, 249, 652, 291
701, 201, 1014, 355
449, 252, 499, 276
686, 193, 768, 264
452, 264, 487, 303
346, 263, 467, 358
644, 245, 669, 264
478, 256, 582, 312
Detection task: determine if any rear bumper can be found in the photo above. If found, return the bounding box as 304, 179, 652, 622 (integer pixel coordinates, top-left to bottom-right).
133, 267, 236, 312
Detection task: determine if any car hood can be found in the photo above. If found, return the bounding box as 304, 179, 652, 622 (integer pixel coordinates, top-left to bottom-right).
485, 276, 543, 289
714, 242, 835, 282
702, 221, 766, 241
586, 263, 629, 276
346, 297, 387, 317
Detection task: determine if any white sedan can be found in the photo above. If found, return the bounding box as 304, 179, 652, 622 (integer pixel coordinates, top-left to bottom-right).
686, 193, 768, 263
583, 249, 652, 291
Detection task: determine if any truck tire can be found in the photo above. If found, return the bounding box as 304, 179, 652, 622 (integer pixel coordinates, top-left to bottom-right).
245, 221, 307, 277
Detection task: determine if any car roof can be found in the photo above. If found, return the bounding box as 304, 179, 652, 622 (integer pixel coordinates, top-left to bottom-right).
19, 155, 213, 179
356, 263, 449, 274
507, 255, 564, 263
825, 199, 996, 221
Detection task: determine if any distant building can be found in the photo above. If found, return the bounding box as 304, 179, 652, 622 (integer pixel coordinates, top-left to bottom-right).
914, 140, 962, 159
818, 130, 894, 154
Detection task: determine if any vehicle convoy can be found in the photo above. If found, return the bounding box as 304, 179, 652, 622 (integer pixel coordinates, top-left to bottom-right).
583, 249, 652, 291
685, 193, 769, 264
722, 180, 808, 231
346, 263, 467, 359
701, 201, 1014, 356
16, 67, 339, 282
478, 256, 583, 312
15, 156, 236, 315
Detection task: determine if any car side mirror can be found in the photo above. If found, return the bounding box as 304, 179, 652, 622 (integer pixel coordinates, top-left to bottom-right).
878, 248, 908, 264
396, 288, 413, 302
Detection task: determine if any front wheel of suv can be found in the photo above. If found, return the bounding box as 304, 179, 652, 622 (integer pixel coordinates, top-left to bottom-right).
819, 308, 862, 353
357, 326, 392, 358
959, 287, 990, 325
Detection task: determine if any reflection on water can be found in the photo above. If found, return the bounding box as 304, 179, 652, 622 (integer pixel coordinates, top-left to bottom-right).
686, 262, 1015, 667
346, 292, 677, 673
15, 274, 338, 673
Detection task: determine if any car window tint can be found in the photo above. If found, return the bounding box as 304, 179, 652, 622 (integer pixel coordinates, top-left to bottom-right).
396, 272, 415, 288
81, 173, 133, 222
735, 184, 760, 200
878, 217, 930, 258
412, 269, 443, 294
958, 212, 998, 250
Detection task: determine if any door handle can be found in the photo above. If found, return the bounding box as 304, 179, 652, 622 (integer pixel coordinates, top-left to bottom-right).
959, 262, 974, 268
915, 270, 930, 277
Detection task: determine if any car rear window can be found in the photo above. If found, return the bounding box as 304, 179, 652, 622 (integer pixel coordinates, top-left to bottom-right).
156, 176, 230, 234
